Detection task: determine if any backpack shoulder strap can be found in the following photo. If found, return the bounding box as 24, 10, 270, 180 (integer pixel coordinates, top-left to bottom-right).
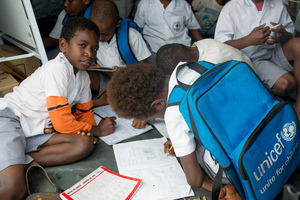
167, 85, 186, 107
62, 1, 94, 24
62, 14, 71, 25
167, 61, 213, 107
83, 1, 94, 19
116, 18, 142, 65
176, 61, 214, 90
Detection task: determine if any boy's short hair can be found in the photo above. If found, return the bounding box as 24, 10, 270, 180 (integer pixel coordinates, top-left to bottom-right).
90, 0, 120, 25
61, 17, 100, 42
107, 64, 166, 120
156, 43, 189, 74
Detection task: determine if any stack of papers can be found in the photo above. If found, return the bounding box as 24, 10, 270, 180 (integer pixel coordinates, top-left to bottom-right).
113, 137, 194, 200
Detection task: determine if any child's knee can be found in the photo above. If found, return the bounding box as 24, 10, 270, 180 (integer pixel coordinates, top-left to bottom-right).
272, 74, 297, 96
290, 37, 300, 55
74, 135, 94, 158
0, 178, 28, 200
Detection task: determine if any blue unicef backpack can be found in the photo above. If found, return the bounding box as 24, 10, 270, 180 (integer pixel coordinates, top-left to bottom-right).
167, 60, 300, 200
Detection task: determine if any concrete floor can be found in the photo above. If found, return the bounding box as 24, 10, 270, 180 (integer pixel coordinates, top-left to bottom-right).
44, 128, 212, 200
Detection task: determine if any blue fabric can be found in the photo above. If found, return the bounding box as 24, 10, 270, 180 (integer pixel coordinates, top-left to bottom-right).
168, 60, 300, 200
116, 18, 143, 65
62, 1, 93, 24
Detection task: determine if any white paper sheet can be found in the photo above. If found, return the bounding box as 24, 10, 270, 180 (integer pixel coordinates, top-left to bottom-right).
113, 137, 194, 200
94, 105, 153, 145
60, 166, 142, 200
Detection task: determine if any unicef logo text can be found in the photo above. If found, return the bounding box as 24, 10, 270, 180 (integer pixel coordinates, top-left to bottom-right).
281, 121, 296, 141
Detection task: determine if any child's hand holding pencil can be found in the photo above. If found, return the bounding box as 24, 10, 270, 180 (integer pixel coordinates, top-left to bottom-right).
164, 139, 175, 157
91, 110, 117, 137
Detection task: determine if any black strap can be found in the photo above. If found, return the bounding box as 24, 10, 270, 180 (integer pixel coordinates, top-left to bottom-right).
175, 62, 208, 91
212, 164, 223, 200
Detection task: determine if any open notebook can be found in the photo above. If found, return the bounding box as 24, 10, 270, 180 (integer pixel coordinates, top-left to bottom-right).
93, 105, 153, 145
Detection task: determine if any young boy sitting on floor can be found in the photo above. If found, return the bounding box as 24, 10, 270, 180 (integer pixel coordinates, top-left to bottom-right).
0, 17, 116, 200
106, 63, 242, 200
214, 0, 300, 124
89, 0, 151, 128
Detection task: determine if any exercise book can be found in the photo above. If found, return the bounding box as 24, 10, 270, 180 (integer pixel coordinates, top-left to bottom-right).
94, 105, 153, 145
113, 137, 194, 200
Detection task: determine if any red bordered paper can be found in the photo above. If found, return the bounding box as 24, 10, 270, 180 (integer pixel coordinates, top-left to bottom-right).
60, 166, 142, 200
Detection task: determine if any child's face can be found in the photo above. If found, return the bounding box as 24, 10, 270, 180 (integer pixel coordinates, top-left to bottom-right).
64, 0, 89, 17
60, 29, 99, 73
91, 19, 120, 43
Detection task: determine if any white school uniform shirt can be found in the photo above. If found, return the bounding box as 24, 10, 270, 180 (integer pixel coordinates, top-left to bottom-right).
0, 53, 92, 138
49, 9, 66, 39
134, 0, 200, 53
165, 62, 199, 157
194, 38, 254, 70
214, 0, 294, 60
95, 28, 151, 68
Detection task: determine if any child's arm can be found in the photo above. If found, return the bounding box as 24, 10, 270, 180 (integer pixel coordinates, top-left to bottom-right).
47, 96, 94, 133
180, 151, 241, 199
180, 151, 213, 189
224, 24, 271, 50
92, 92, 109, 107
74, 100, 117, 137
219, 184, 242, 200
42, 36, 59, 49
189, 29, 203, 41
47, 96, 117, 136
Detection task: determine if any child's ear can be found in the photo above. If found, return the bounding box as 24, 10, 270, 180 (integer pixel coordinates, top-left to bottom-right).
59, 38, 68, 53
83, 0, 91, 5
150, 99, 166, 111
116, 19, 122, 28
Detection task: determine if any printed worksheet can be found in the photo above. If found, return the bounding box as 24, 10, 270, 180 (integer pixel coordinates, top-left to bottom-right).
60, 166, 142, 200
94, 105, 153, 145
113, 137, 194, 200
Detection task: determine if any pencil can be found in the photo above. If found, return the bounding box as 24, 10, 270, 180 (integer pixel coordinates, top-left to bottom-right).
270, 24, 281, 29
166, 145, 173, 156
91, 110, 105, 120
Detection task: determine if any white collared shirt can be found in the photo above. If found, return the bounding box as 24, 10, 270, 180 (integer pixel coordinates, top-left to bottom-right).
96, 28, 151, 68
165, 62, 200, 157
49, 9, 66, 39
0, 53, 91, 137
194, 38, 254, 70
214, 0, 294, 60
134, 0, 200, 53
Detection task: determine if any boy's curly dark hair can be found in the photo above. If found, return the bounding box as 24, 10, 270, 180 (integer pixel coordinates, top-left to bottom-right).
60, 17, 100, 42
107, 64, 166, 120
